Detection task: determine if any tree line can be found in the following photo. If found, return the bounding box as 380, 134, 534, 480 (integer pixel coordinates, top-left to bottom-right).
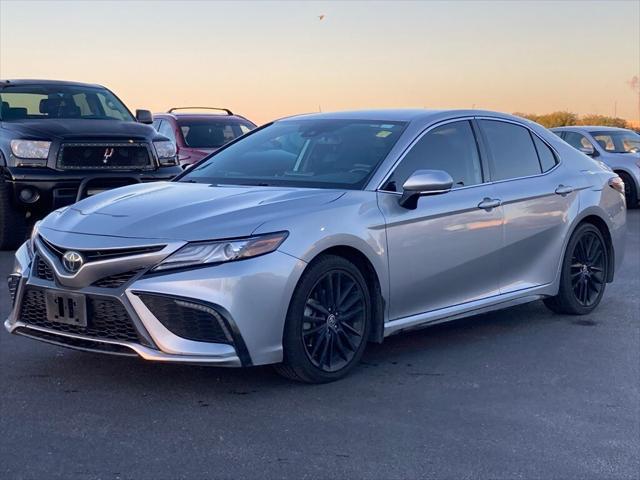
513, 111, 638, 132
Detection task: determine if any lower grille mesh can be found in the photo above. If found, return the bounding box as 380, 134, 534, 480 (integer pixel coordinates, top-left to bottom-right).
19, 288, 145, 344
138, 294, 232, 344
34, 256, 55, 281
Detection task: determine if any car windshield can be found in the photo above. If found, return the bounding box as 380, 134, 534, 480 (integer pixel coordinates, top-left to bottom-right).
0, 84, 134, 121
590, 130, 640, 153
180, 119, 407, 189
180, 120, 253, 148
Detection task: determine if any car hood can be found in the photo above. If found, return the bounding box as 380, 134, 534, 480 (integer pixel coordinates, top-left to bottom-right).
41, 182, 346, 241
3, 118, 156, 140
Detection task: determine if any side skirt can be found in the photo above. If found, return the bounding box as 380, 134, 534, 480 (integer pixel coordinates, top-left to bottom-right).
383, 286, 551, 337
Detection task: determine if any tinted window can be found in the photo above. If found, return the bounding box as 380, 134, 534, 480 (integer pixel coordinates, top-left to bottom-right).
480, 120, 541, 181
0, 84, 133, 121
532, 136, 557, 172
182, 119, 406, 189
385, 120, 482, 191
590, 130, 640, 153
179, 121, 253, 148
563, 131, 593, 150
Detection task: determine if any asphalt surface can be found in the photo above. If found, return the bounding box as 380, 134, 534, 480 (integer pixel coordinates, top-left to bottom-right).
1, 212, 638, 480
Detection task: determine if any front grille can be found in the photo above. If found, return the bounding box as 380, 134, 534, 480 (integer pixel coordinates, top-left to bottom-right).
39, 236, 165, 262
19, 288, 145, 344
13, 327, 137, 356
92, 270, 141, 288
138, 293, 233, 344
58, 143, 153, 170
8, 275, 20, 306
34, 256, 54, 281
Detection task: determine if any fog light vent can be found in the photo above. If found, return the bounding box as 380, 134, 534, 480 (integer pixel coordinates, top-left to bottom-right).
137, 293, 234, 344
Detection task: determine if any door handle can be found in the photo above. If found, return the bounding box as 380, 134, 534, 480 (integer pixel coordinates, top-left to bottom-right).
477, 198, 502, 210
555, 185, 574, 196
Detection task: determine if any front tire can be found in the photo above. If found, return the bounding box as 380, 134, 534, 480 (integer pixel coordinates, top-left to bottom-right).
618, 172, 638, 209
544, 223, 608, 315
0, 179, 28, 250
275, 255, 371, 383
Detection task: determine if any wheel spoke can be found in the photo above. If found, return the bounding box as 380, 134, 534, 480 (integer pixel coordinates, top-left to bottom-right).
303, 324, 326, 338
337, 282, 356, 308
334, 333, 350, 361
339, 329, 357, 351
340, 306, 364, 322
342, 322, 362, 337
306, 299, 330, 317
325, 274, 335, 308
340, 293, 362, 313
318, 333, 331, 368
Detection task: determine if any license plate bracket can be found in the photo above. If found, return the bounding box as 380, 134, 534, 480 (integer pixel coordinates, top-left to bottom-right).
45, 291, 87, 328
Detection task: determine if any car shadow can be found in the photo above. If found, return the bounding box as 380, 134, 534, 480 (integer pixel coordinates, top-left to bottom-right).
13, 299, 569, 396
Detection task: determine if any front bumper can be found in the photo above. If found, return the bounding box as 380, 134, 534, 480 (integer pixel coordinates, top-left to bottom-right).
6, 233, 307, 367
3, 165, 182, 213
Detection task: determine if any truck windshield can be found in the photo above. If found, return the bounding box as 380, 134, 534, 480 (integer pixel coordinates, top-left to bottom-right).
180, 119, 407, 190
0, 84, 134, 122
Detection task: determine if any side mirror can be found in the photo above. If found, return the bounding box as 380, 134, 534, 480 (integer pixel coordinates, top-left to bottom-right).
579, 145, 598, 157
136, 109, 153, 124
399, 169, 454, 209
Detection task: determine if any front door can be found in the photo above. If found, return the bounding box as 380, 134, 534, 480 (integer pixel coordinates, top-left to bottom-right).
378, 120, 504, 320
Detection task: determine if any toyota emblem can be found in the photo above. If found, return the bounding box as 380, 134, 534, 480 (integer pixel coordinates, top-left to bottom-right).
62, 251, 84, 273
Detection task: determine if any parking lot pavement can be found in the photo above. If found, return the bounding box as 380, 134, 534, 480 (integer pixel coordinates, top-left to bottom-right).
0, 213, 637, 480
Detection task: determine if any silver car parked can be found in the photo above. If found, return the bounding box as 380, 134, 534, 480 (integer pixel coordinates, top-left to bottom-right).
6, 110, 627, 383
551, 126, 640, 208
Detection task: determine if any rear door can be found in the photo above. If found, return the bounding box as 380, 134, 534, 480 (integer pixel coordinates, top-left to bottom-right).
478, 119, 578, 293
378, 119, 504, 320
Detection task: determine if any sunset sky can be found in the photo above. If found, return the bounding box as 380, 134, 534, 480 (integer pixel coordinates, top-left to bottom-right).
1, 0, 639, 125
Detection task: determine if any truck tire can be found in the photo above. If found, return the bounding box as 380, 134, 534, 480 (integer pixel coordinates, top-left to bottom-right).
0, 180, 28, 250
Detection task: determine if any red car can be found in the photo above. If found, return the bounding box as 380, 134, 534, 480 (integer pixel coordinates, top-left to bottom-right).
153, 107, 256, 167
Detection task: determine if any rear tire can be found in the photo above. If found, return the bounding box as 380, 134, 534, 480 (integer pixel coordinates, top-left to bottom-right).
0, 179, 28, 250
544, 223, 608, 315
275, 255, 371, 383
618, 172, 638, 209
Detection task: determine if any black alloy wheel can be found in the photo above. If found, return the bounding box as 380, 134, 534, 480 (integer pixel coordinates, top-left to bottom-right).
276, 255, 371, 383
302, 270, 366, 372
544, 223, 608, 315
570, 231, 606, 307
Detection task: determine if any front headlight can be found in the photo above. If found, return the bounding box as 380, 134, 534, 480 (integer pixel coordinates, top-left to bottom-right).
10, 140, 51, 160
153, 231, 289, 271
27, 221, 41, 258
153, 140, 177, 165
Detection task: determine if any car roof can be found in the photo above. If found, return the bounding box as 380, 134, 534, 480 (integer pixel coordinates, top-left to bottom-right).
155, 112, 253, 122
276, 108, 532, 124
0, 78, 105, 89
551, 125, 632, 133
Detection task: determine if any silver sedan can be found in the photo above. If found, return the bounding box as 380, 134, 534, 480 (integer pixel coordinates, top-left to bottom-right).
6, 110, 627, 382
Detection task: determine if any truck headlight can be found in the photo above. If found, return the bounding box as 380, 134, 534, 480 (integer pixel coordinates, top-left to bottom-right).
153, 232, 288, 271
10, 140, 51, 161
153, 140, 177, 166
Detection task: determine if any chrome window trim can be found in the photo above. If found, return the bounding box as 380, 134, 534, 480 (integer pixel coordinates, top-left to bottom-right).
376, 115, 562, 194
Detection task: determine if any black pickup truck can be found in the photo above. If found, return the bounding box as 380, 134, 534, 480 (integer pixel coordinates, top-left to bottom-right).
0, 79, 181, 249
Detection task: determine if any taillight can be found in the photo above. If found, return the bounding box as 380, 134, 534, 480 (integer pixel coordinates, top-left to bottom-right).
609, 176, 625, 195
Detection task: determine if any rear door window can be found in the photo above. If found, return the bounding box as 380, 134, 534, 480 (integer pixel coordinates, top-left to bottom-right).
479, 120, 542, 181
563, 131, 593, 151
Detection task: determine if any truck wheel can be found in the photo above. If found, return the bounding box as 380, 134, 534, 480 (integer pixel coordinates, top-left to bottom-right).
0, 180, 28, 250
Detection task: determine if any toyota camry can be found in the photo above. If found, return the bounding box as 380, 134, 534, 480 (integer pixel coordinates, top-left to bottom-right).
6, 110, 627, 383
